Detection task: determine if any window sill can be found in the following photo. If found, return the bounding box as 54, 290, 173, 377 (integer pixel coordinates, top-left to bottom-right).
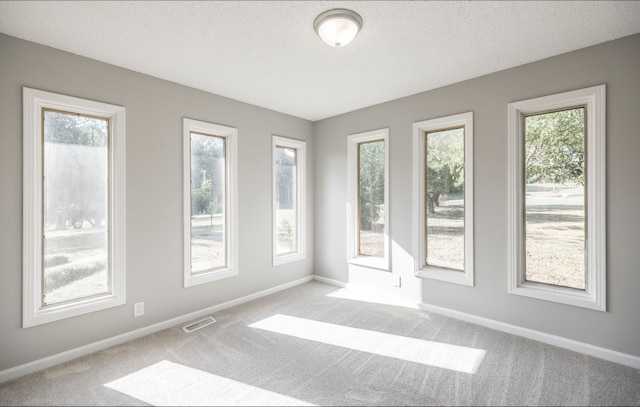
185, 268, 238, 288
415, 266, 473, 286
509, 281, 605, 311
349, 256, 389, 272
274, 252, 306, 267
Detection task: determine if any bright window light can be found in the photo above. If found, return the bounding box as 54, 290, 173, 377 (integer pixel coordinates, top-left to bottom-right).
347, 128, 390, 270
272, 135, 306, 266
105, 360, 314, 406
249, 314, 486, 374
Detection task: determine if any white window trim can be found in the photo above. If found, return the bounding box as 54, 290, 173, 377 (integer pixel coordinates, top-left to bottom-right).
412, 112, 474, 286
23, 87, 126, 328
272, 136, 306, 266
507, 85, 606, 311
183, 118, 239, 287
347, 128, 390, 271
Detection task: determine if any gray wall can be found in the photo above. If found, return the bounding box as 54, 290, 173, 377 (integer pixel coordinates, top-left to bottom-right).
314, 33, 640, 358
1, 31, 639, 374
0, 34, 314, 371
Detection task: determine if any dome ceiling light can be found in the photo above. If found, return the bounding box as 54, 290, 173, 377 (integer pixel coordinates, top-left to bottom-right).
313, 8, 363, 48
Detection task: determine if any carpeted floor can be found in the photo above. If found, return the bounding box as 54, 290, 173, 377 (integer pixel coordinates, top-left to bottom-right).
1, 281, 639, 406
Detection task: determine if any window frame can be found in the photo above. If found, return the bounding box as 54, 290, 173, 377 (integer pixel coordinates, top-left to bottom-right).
183, 118, 238, 287
507, 85, 606, 311
23, 87, 126, 328
412, 112, 474, 286
272, 136, 307, 266
347, 128, 390, 271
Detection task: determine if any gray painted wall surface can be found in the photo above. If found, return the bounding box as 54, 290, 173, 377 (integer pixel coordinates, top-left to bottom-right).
1, 32, 639, 374
0, 34, 314, 371
314, 34, 640, 357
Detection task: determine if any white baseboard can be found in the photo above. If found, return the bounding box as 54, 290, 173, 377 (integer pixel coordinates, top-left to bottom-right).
4, 274, 637, 384
314, 277, 640, 370
0, 275, 313, 384
418, 302, 640, 370
312, 275, 347, 288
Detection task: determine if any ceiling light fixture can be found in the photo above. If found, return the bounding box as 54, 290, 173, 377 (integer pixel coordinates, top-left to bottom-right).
313, 8, 363, 48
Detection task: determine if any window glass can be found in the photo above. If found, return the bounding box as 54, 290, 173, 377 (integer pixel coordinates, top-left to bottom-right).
275, 146, 297, 255
425, 127, 465, 271
358, 140, 385, 257
524, 107, 586, 289
347, 128, 389, 271
43, 110, 109, 304
190, 132, 226, 272
272, 136, 306, 266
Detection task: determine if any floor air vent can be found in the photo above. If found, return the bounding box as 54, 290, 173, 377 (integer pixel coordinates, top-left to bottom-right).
183, 316, 216, 333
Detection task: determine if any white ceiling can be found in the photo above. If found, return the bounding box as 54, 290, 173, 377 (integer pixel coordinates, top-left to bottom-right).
2, 1, 640, 121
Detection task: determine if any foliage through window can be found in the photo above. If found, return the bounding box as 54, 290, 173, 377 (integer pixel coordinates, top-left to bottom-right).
358, 140, 385, 257
347, 129, 389, 270
425, 126, 465, 270
524, 107, 586, 289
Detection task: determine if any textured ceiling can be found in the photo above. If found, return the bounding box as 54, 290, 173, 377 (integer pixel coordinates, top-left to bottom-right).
1, 1, 640, 121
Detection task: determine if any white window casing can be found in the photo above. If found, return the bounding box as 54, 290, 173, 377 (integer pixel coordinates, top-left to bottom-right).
183, 118, 239, 287
413, 112, 474, 286
272, 135, 307, 266
347, 128, 390, 271
507, 85, 606, 311
23, 87, 126, 327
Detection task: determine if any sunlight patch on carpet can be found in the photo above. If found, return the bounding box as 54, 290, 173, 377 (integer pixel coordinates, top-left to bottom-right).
104, 360, 314, 406
249, 314, 486, 374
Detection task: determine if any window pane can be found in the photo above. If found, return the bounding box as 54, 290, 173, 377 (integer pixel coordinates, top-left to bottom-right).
425, 127, 465, 270
275, 146, 297, 255
358, 140, 385, 257
524, 108, 586, 290
190, 133, 226, 272
42, 110, 109, 304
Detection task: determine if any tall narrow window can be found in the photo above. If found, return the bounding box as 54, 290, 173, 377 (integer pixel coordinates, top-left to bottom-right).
23, 88, 126, 328
347, 129, 389, 270
524, 107, 586, 289
190, 133, 226, 271
272, 136, 306, 266
413, 112, 474, 286
183, 119, 238, 287
508, 85, 606, 311
42, 110, 110, 303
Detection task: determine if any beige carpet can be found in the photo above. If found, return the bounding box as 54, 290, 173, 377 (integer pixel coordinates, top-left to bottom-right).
1, 281, 639, 406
